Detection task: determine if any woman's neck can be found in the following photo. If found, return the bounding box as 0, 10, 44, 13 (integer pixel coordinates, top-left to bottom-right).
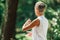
37, 12, 44, 17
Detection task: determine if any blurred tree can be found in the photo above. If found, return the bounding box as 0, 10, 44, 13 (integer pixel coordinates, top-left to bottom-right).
3, 0, 18, 40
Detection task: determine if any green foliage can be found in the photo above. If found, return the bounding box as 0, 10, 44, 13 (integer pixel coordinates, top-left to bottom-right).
0, 1, 4, 25
0, 0, 5, 39
16, 0, 37, 27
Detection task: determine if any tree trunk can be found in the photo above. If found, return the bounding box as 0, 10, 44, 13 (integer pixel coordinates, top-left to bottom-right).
3, 0, 18, 40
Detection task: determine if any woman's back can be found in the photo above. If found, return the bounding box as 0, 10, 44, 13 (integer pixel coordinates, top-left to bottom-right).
32, 15, 48, 40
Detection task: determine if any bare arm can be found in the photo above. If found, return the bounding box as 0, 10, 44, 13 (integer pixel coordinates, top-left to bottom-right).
22, 18, 40, 31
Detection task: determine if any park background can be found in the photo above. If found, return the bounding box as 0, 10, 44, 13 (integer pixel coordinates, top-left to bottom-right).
0, 0, 60, 40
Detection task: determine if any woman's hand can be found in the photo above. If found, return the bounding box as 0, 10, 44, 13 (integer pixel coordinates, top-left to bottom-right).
25, 19, 31, 26
22, 19, 31, 29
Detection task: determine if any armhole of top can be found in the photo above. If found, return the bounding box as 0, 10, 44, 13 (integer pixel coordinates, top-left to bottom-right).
37, 17, 41, 26
37, 17, 41, 21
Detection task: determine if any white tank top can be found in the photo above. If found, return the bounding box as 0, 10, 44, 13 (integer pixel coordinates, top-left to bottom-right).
32, 15, 48, 40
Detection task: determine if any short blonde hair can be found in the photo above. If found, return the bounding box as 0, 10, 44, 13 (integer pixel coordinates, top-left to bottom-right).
35, 1, 47, 9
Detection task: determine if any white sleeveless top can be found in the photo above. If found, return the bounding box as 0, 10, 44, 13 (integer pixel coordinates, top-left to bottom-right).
32, 15, 48, 40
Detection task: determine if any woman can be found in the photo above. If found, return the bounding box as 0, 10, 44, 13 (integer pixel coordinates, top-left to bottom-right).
22, 1, 48, 40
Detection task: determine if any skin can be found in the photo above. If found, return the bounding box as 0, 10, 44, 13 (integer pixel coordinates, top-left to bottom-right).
22, 5, 45, 31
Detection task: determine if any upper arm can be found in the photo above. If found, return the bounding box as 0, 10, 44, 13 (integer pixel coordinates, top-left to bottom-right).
22, 18, 40, 31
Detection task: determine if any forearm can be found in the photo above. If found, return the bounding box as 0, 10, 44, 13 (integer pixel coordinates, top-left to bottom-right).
22, 22, 31, 31
22, 18, 40, 31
